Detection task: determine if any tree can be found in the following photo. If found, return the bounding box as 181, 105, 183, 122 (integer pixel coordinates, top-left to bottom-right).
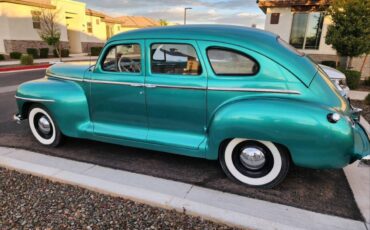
37, 9, 62, 61
325, 0, 370, 69
159, 19, 168, 26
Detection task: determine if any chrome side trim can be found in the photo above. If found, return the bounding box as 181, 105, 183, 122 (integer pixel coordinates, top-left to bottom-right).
15, 96, 55, 102
47, 73, 300, 94
47, 74, 84, 82
86, 79, 145, 87
150, 84, 205, 90
208, 87, 300, 95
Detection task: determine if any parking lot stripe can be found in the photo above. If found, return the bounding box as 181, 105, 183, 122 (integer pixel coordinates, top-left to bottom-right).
0, 147, 367, 230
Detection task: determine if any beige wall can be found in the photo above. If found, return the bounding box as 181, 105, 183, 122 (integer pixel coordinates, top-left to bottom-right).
0, 1, 69, 54
264, 7, 336, 56
83, 15, 106, 42
0, 0, 155, 54
265, 7, 293, 42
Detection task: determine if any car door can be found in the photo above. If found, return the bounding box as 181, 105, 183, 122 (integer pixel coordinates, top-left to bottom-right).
89, 40, 147, 141
145, 40, 207, 150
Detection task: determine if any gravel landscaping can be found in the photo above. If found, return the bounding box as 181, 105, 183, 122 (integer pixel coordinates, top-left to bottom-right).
0, 167, 240, 230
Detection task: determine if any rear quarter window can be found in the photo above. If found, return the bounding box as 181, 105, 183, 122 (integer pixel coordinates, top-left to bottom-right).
207, 47, 259, 76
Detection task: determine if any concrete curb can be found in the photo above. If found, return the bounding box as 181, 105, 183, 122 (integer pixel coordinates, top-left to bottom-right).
0, 64, 51, 73
0, 147, 367, 230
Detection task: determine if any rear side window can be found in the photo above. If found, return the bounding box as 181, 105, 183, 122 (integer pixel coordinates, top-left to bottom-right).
151, 43, 202, 76
102, 44, 141, 73
207, 48, 259, 76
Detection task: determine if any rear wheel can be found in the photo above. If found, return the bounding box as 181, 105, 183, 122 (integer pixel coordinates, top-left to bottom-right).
219, 138, 290, 188
28, 105, 62, 147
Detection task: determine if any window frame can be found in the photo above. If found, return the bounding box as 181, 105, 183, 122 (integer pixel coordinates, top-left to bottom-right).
87, 22, 93, 33
289, 12, 324, 50
149, 42, 203, 77
206, 46, 260, 77
99, 42, 142, 75
270, 13, 280, 24
31, 10, 41, 29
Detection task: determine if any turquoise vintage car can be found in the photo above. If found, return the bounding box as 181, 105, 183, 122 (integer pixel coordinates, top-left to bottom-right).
14, 25, 370, 188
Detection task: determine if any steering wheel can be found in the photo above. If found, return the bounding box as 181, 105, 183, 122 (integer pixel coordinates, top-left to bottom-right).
118, 56, 141, 73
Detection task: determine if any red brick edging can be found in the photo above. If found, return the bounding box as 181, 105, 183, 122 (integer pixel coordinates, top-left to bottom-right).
0, 64, 51, 72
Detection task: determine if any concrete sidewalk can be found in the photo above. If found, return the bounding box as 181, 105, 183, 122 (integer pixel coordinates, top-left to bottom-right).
349, 91, 369, 100
0, 146, 367, 230
0, 55, 98, 66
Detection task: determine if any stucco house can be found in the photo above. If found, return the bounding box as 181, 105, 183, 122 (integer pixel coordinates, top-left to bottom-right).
258, 0, 369, 77
0, 0, 160, 55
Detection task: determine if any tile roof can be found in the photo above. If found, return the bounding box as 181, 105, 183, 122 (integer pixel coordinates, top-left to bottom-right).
116, 16, 160, 28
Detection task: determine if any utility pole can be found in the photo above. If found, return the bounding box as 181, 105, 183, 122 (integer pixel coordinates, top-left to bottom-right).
184, 7, 192, 25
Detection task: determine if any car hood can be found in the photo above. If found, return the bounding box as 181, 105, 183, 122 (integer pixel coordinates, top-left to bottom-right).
46, 62, 93, 80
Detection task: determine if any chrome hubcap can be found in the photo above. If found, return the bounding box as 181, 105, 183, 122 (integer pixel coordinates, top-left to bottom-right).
239, 147, 266, 170
37, 116, 51, 134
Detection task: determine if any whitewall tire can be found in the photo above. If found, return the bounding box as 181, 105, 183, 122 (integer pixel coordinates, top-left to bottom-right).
28, 105, 62, 147
219, 138, 290, 188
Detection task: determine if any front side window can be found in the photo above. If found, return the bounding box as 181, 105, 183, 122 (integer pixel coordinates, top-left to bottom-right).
102, 44, 141, 73
151, 43, 202, 75
289, 12, 324, 50
207, 48, 259, 76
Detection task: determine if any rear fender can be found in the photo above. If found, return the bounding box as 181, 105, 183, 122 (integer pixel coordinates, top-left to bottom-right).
206, 98, 354, 168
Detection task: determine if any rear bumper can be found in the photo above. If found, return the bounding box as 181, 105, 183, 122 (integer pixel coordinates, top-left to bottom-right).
353, 121, 370, 166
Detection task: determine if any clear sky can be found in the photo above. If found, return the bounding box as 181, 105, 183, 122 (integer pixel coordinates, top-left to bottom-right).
79, 0, 266, 28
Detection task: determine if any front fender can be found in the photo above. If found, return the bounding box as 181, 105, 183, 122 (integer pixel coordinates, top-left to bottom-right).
206, 98, 354, 168
16, 77, 92, 138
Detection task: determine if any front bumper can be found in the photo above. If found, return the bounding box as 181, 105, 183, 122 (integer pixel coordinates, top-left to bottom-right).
13, 113, 24, 124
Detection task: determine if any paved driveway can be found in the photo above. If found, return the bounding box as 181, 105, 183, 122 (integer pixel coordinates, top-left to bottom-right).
0, 70, 362, 221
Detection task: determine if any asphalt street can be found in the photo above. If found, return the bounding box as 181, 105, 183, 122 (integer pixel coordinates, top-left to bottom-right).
0, 69, 362, 221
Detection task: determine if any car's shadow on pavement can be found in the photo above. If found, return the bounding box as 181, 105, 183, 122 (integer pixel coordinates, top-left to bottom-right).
0, 118, 363, 221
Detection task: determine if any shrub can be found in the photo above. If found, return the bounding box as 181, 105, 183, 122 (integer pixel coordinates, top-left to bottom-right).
0, 54, 4, 61
53, 49, 69, 58
90, 47, 103, 56
364, 77, 370, 86
365, 94, 370, 105
39, 48, 49, 58
20, 54, 34, 65
321, 60, 336, 68
337, 68, 361, 89
61, 49, 69, 57
26, 48, 39, 58
10, 52, 22, 59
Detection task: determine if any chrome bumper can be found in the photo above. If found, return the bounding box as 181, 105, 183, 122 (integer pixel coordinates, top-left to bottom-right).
13, 113, 23, 124
359, 155, 370, 167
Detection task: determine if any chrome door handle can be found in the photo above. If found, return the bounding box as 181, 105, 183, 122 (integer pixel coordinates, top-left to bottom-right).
146, 84, 157, 88
129, 83, 143, 87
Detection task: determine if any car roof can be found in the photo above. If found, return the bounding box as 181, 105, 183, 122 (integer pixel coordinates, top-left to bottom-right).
109, 25, 317, 86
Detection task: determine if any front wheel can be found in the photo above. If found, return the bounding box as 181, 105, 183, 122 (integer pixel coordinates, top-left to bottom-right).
28, 105, 62, 147
219, 138, 290, 189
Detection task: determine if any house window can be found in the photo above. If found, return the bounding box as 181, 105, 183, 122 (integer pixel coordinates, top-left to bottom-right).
289, 12, 324, 50
270, 13, 280, 24
31, 10, 41, 29
96, 18, 100, 25
87, 22, 93, 33
117, 26, 120, 31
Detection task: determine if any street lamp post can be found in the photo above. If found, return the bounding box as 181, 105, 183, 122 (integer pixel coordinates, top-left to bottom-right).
184, 7, 192, 25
